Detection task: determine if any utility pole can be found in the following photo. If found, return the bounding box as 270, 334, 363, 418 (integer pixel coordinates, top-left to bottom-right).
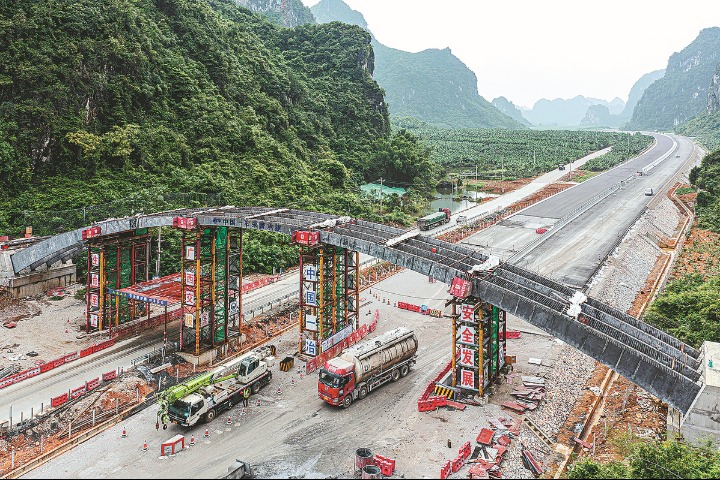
155, 227, 162, 278
533, 148, 536, 173
378, 177, 384, 215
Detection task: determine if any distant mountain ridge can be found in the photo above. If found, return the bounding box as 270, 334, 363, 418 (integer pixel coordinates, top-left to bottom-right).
523, 95, 625, 127
628, 27, 720, 130
310, 0, 525, 129
619, 69, 665, 123
492, 97, 532, 126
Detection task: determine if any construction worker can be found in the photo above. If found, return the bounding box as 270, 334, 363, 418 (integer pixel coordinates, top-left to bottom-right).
242, 388, 250, 407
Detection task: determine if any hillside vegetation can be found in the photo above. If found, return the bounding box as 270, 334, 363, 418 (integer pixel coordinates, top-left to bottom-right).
0, 0, 439, 239
643, 150, 720, 348
627, 27, 720, 131
310, 0, 524, 129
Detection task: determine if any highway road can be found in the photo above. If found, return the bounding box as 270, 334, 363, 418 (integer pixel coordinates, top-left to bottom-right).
461, 133, 700, 288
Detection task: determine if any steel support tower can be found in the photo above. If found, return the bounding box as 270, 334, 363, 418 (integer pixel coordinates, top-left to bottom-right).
179, 226, 233, 356
85, 231, 151, 333
451, 297, 507, 396
298, 242, 359, 357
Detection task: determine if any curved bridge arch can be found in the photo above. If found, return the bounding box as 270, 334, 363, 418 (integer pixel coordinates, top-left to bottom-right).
10, 206, 702, 412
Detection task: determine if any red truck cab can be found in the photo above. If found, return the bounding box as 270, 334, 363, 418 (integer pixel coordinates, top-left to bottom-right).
318, 358, 355, 407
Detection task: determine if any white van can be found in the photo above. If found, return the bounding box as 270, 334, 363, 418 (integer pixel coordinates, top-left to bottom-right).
644, 188, 654, 196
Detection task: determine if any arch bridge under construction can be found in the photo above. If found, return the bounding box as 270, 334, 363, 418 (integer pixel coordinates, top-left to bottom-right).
9, 207, 710, 421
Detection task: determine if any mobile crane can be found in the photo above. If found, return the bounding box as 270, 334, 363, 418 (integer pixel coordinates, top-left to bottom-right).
156, 345, 275, 428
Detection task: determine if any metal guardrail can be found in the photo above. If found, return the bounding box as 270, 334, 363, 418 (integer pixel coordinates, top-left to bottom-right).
130, 341, 179, 367
508, 175, 637, 263
641, 138, 677, 174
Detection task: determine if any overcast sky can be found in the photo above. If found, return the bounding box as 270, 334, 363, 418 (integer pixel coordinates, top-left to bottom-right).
301, 0, 717, 109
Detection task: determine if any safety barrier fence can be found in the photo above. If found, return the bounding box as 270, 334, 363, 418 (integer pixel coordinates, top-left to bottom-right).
50, 368, 121, 409
440, 441, 472, 479
111, 308, 183, 340
241, 275, 279, 293
396, 301, 443, 318
417, 360, 453, 412
0, 339, 115, 391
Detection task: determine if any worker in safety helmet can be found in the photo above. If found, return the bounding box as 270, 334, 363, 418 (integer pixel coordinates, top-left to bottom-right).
243, 388, 250, 407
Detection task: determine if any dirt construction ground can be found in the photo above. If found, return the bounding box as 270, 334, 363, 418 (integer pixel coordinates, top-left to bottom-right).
6, 174, 692, 478
22, 268, 570, 479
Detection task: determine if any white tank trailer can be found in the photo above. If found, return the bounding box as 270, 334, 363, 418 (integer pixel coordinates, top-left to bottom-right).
318, 327, 418, 407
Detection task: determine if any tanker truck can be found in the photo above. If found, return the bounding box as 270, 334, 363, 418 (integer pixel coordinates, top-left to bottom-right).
318, 327, 418, 408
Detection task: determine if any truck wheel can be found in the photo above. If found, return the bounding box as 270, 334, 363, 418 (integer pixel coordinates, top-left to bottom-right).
400, 365, 409, 377
252, 382, 261, 394
342, 395, 353, 408
391, 369, 400, 382
205, 409, 216, 423
358, 385, 368, 400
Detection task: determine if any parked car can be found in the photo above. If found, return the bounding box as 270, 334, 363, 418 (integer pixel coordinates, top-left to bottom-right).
644, 188, 654, 196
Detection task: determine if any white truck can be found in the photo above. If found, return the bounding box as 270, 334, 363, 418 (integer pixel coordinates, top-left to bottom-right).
157, 345, 275, 428
318, 327, 418, 408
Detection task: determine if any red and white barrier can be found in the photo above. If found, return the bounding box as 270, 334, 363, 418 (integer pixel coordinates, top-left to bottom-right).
0, 339, 115, 391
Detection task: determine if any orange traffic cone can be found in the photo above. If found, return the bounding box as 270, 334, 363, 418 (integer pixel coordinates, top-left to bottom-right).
204, 428, 209, 438
256, 398, 261, 407
121, 427, 127, 438
291, 377, 295, 386
65, 328, 69, 334
300, 372, 303, 380
277, 386, 282, 395
226, 416, 232, 425
240, 407, 247, 416
190, 435, 195, 446
142, 440, 148, 452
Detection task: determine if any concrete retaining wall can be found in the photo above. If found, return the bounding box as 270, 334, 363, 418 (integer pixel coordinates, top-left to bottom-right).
8, 264, 76, 297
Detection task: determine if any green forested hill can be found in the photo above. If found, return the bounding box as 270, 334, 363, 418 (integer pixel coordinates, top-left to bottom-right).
0, 0, 436, 235
627, 27, 720, 130
310, 0, 525, 130
372, 43, 525, 129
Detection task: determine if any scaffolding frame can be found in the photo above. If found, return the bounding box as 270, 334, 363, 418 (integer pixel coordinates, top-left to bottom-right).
451, 297, 506, 397
298, 243, 359, 356
179, 226, 232, 357
85, 231, 151, 333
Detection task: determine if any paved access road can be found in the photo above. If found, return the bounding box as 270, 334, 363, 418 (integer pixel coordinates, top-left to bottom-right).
463, 133, 699, 288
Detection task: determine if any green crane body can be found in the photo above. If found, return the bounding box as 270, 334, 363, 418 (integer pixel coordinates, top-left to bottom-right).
156, 369, 238, 428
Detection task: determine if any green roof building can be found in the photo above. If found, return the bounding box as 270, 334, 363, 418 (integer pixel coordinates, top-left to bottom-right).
360, 183, 406, 199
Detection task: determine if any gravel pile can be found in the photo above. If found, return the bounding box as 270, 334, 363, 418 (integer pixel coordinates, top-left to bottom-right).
509, 191, 685, 473
529, 346, 596, 440
646, 196, 682, 236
